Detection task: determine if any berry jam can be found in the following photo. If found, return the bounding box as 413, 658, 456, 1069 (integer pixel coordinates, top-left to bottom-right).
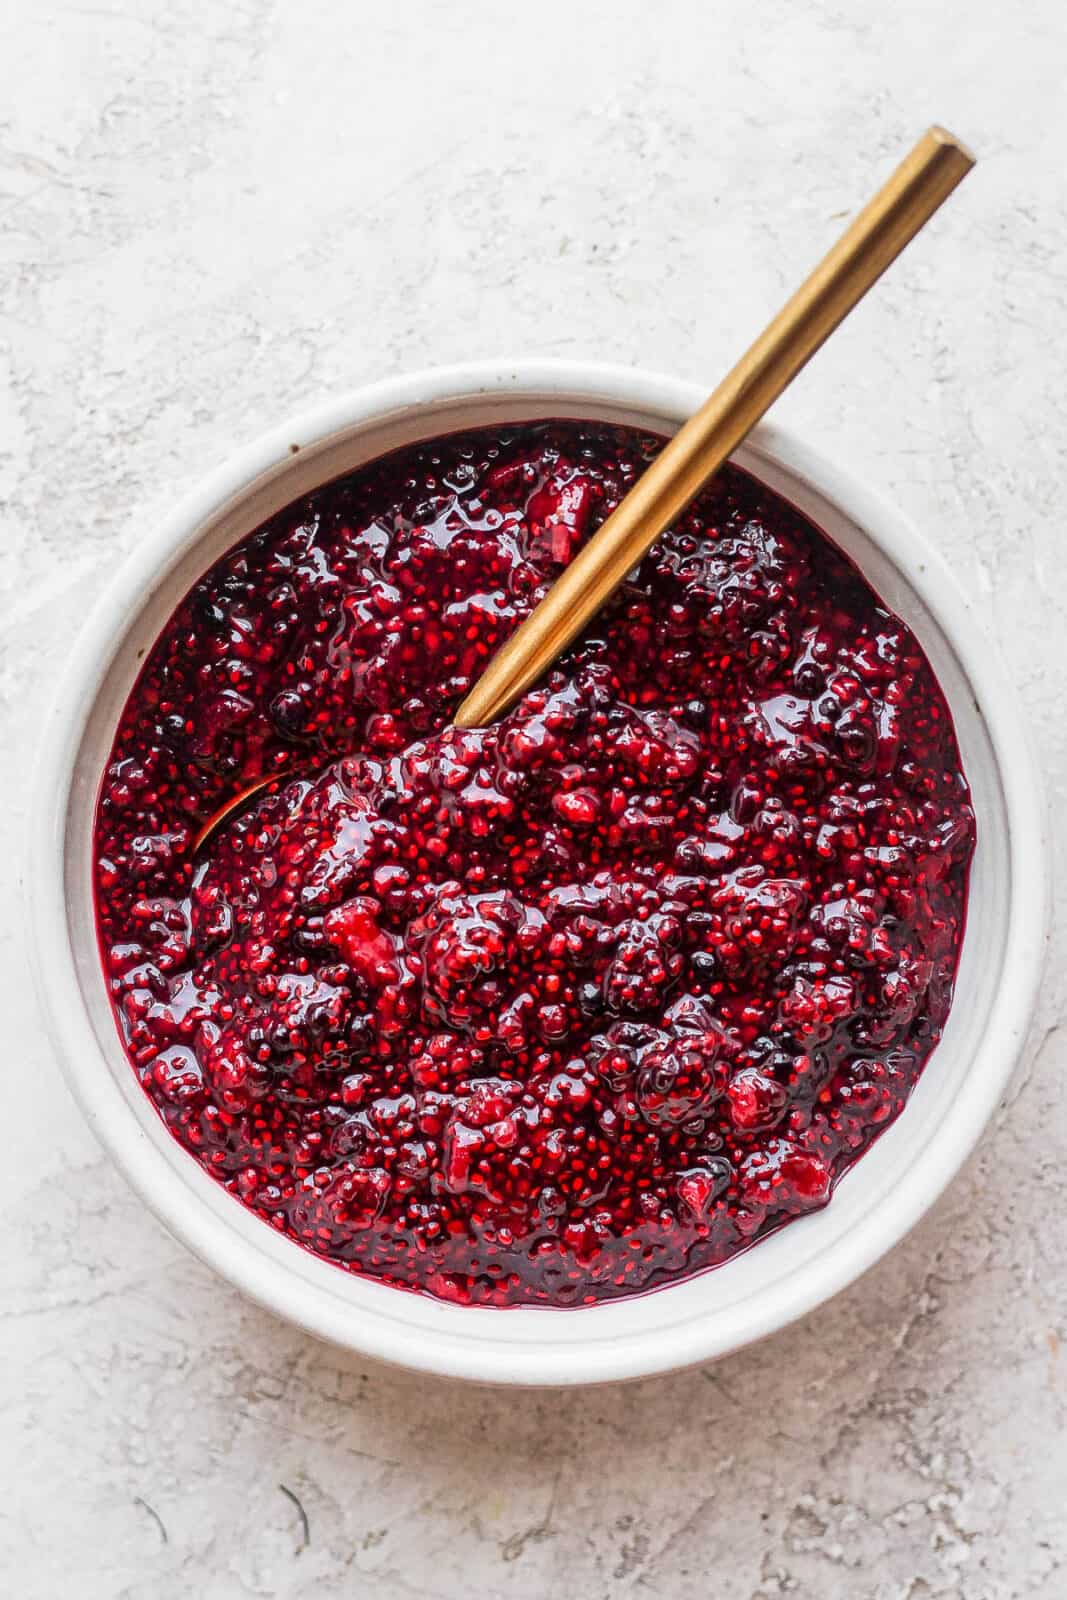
94, 422, 974, 1307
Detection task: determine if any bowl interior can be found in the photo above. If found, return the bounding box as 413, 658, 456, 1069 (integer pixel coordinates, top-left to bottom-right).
50, 370, 1023, 1384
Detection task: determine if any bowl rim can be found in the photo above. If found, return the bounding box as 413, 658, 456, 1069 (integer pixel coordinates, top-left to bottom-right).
28, 358, 1048, 1385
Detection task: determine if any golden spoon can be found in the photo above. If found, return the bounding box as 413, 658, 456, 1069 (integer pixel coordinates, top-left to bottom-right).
454, 125, 973, 728
194, 125, 973, 851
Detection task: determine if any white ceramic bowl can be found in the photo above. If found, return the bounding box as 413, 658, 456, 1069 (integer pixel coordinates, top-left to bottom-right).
30, 360, 1047, 1386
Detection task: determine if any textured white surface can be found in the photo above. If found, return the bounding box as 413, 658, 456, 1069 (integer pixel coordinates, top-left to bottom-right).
2, 2, 1065, 1595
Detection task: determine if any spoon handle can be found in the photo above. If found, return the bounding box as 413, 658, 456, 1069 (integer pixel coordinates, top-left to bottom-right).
454, 125, 974, 730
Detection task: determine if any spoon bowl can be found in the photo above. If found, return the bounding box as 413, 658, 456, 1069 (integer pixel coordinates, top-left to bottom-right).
193, 775, 280, 851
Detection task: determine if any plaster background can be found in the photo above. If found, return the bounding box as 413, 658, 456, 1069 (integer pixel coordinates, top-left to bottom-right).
3, 4, 1065, 1595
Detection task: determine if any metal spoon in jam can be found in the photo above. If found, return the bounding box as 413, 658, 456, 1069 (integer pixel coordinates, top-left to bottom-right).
194, 126, 972, 855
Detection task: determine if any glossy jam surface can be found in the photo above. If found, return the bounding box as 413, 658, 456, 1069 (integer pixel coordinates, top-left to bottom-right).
94, 422, 974, 1306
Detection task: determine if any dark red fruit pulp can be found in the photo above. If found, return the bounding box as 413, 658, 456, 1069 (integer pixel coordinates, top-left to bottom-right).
93, 421, 974, 1307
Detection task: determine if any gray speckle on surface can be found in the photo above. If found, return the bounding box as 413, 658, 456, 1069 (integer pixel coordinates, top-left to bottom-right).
3, 3, 1065, 1596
